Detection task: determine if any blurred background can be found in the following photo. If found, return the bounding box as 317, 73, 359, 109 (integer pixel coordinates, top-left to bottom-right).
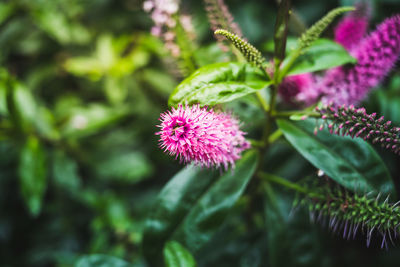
1, 0, 400, 266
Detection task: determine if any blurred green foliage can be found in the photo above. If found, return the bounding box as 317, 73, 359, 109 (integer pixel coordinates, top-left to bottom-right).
1, 0, 400, 266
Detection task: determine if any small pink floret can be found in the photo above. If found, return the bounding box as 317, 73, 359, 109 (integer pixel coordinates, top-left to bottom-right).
156, 104, 250, 169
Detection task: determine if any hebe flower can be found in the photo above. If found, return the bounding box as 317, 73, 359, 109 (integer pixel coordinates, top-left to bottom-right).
316, 104, 400, 154
156, 104, 250, 169
334, 2, 370, 51
279, 8, 400, 108
317, 15, 400, 106
143, 0, 181, 57
278, 73, 315, 106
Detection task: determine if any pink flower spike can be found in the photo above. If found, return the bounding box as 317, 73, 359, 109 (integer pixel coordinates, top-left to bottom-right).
278, 73, 315, 105
318, 15, 400, 106
156, 104, 250, 170
334, 2, 370, 51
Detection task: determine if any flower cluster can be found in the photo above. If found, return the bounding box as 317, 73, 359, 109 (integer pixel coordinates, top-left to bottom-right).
316, 105, 400, 154
215, 29, 265, 68
278, 73, 315, 106
318, 15, 400, 106
334, 2, 370, 51
143, 0, 181, 57
156, 104, 250, 169
279, 6, 400, 107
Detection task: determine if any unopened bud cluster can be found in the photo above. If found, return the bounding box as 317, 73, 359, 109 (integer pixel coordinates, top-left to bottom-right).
316, 105, 400, 154
301, 180, 400, 248
214, 29, 265, 68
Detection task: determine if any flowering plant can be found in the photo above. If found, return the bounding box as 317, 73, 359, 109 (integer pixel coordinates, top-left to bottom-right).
3, 0, 400, 266
143, 0, 400, 265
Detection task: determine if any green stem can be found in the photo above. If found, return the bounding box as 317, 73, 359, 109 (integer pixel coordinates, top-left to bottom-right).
249, 138, 265, 148
268, 129, 283, 143
258, 172, 309, 194
255, 91, 269, 112
272, 110, 321, 119
276, 48, 301, 83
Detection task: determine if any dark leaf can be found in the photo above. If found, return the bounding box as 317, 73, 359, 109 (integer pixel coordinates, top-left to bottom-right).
143, 150, 258, 265
277, 119, 393, 194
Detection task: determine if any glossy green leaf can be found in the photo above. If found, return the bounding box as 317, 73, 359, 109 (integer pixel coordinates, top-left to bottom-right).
285, 38, 356, 75
75, 255, 133, 267
18, 136, 47, 216
164, 241, 197, 267
277, 119, 393, 194
168, 62, 270, 106
143, 150, 258, 265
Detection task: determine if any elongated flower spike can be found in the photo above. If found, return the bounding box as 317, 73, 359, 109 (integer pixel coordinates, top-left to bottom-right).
317, 15, 400, 106
316, 104, 400, 154
156, 104, 250, 169
278, 73, 315, 106
300, 179, 400, 248
214, 29, 266, 68
334, 2, 371, 51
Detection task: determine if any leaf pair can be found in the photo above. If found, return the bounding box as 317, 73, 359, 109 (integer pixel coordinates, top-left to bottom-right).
142, 150, 259, 265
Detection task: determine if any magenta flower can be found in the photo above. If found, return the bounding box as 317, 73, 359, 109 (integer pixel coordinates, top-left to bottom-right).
334, 2, 370, 51
278, 73, 315, 106
279, 6, 400, 108
156, 104, 250, 169
317, 15, 400, 106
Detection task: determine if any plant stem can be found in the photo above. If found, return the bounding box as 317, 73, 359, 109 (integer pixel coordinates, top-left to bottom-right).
258, 172, 309, 194
268, 129, 282, 143
255, 91, 269, 112
276, 48, 301, 83
272, 110, 321, 118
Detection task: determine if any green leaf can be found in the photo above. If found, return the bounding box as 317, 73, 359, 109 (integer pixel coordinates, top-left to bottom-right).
168, 62, 270, 106
94, 151, 153, 183
52, 150, 81, 192
7, 82, 38, 132
143, 165, 218, 266
263, 182, 329, 267
285, 38, 356, 75
61, 104, 129, 139
143, 150, 258, 266
75, 255, 133, 267
0, 2, 16, 25
18, 136, 47, 216
164, 241, 197, 267
277, 119, 393, 194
